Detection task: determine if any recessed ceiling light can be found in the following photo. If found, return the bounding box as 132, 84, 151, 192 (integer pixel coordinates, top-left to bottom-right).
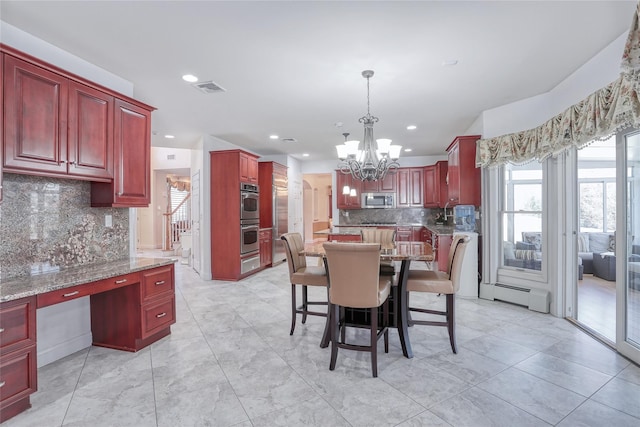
404, 148, 412, 152
182, 74, 198, 83
442, 59, 458, 67
406, 125, 417, 130
164, 134, 175, 139
302, 153, 310, 157
269, 135, 279, 140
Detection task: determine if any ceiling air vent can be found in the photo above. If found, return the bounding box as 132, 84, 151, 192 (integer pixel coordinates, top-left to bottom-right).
281, 138, 297, 143
192, 80, 226, 94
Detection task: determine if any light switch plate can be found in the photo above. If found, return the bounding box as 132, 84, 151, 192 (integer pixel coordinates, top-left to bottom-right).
105, 214, 113, 228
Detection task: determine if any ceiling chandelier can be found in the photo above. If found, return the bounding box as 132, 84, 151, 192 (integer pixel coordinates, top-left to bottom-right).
336, 70, 402, 182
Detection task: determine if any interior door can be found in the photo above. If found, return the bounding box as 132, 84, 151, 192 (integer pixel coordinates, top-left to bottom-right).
617, 130, 640, 364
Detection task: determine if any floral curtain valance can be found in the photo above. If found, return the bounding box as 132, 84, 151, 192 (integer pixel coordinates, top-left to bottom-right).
476, 2, 640, 168
167, 175, 191, 192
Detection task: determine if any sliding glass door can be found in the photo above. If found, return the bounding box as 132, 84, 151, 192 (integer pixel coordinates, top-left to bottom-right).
618, 129, 640, 364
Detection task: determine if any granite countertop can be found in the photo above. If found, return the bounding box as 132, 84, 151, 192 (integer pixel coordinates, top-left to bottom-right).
0, 257, 177, 303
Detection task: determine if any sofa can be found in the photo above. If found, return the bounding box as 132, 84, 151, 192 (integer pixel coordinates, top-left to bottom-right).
503, 231, 615, 276
503, 232, 542, 270
578, 232, 615, 276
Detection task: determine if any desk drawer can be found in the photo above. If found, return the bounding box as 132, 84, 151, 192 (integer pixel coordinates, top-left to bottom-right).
37, 272, 141, 308
0, 346, 37, 405
0, 297, 36, 354
141, 265, 174, 301
141, 296, 175, 338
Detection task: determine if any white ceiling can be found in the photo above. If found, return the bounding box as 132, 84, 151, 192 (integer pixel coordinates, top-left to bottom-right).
1, 1, 636, 162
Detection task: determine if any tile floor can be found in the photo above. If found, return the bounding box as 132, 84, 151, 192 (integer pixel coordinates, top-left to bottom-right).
5, 258, 640, 426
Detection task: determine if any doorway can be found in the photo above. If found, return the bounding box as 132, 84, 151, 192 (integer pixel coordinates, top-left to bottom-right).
573, 137, 617, 342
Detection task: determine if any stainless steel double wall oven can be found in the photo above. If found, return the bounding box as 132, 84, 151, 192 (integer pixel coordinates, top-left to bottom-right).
240, 183, 260, 273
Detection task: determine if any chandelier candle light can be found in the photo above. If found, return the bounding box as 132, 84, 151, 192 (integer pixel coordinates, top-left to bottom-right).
336, 70, 402, 182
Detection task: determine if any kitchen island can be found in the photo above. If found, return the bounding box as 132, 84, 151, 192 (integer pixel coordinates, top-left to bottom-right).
0, 257, 177, 423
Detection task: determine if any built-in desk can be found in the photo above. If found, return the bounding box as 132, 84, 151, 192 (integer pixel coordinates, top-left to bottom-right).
0, 258, 176, 423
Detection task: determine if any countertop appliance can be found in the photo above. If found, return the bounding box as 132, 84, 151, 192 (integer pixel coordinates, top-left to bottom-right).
272, 173, 288, 266
361, 192, 395, 209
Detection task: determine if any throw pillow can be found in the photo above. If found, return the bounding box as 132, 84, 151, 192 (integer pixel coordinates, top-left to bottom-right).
608, 235, 615, 252
522, 232, 542, 251
503, 241, 516, 260
578, 233, 590, 252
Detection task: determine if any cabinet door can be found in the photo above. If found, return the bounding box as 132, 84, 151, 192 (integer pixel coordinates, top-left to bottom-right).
423, 165, 438, 207
447, 142, 460, 205
67, 81, 113, 180
409, 168, 424, 206
380, 173, 396, 192
248, 156, 258, 183
396, 169, 410, 207
335, 172, 361, 209
112, 99, 151, 206
396, 226, 412, 242
239, 153, 258, 183
3, 55, 68, 175
397, 168, 423, 207
361, 180, 379, 192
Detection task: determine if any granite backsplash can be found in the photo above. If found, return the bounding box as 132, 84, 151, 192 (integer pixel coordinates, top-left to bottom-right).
338, 207, 444, 226
0, 173, 129, 280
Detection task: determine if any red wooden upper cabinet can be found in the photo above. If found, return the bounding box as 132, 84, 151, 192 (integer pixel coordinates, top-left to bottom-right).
240, 152, 259, 183
335, 172, 362, 209
396, 167, 423, 208
67, 81, 114, 180
3, 54, 114, 181
423, 161, 448, 208
3, 55, 70, 176
91, 99, 152, 207
446, 135, 481, 207
361, 173, 396, 193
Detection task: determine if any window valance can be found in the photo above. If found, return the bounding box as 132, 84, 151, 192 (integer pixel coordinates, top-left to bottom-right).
476, 2, 640, 168
167, 175, 191, 192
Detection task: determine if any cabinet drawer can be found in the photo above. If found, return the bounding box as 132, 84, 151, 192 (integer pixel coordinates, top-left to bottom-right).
37, 272, 140, 308
0, 346, 37, 405
141, 266, 174, 301
141, 296, 175, 338
0, 298, 36, 353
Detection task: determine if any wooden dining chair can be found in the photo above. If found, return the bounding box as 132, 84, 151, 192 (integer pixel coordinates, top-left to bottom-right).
323, 242, 391, 377
281, 233, 328, 336
361, 228, 397, 276
404, 234, 470, 353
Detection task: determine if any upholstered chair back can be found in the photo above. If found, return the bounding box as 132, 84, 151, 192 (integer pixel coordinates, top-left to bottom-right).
449, 236, 470, 293
281, 233, 306, 276
446, 234, 468, 276
361, 228, 396, 247
323, 242, 388, 308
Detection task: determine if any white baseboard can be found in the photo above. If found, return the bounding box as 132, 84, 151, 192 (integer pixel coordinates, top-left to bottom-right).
37, 332, 92, 368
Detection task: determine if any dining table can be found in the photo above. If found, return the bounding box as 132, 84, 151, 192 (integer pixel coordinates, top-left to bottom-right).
302, 241, 434, 359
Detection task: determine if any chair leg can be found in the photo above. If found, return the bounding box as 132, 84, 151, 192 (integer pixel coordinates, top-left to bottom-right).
446, 294, 457, 354
383, 299, 389, 354
301, 285, 308, 324
340, 306, 346, 343
329, 304, 339, 371
371, 306, 378, 378
290, 284, 297, 335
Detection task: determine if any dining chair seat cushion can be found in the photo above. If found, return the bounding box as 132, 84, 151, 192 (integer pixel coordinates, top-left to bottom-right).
406, 269, 454, 294
292, 265, 328, 286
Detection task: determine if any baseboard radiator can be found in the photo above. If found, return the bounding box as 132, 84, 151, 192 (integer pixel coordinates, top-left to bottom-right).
481, 283, 550, 313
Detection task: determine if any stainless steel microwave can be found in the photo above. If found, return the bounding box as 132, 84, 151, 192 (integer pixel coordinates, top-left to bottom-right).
361, 193, 395, 209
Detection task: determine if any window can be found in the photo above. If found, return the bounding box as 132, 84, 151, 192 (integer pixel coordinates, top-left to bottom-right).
501, 162, 544, 271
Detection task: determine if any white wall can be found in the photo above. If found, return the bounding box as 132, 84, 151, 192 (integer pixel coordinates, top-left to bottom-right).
1, 22, 137, 366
